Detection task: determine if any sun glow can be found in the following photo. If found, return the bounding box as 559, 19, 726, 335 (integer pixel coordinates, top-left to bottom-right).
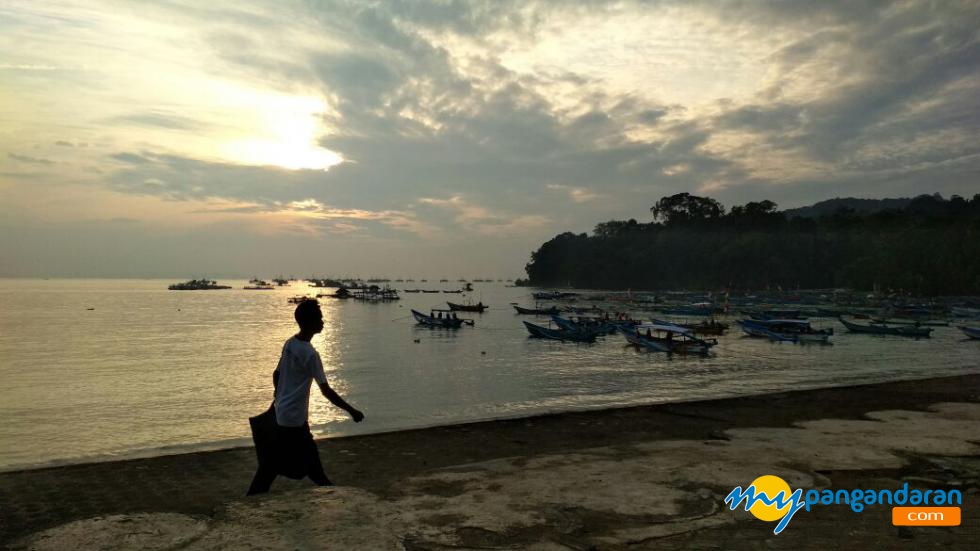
218, 91, 343, 171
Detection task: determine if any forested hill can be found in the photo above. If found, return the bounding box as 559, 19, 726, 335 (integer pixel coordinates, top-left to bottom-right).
522, 193, 980, 295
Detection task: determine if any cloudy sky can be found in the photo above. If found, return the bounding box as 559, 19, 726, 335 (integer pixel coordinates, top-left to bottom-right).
1, 0, 978, 278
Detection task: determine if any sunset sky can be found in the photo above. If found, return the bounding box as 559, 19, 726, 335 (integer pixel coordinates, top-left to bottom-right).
2, 0, 978, 278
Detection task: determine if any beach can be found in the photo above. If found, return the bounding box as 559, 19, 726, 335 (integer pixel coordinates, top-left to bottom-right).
4, 373, 979, 549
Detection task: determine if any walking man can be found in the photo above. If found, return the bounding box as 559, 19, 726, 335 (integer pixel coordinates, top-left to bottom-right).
248, 300, 364, 495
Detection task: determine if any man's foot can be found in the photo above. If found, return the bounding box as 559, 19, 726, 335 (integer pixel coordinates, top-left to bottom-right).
310, 474, 334, 486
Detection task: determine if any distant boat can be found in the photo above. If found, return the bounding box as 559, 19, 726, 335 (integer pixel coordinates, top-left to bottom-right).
403, 289, 421, 293
523, 321, 596, 343
244, 278, 274, 290
412, 309, 469, 328
168, 279, 231, 290
512, 304, 560, 315
958, 326, 980, 339
288, 296, 314, 304
422, 289, 441, 293
838, 317, 932, 338
442, 289, 463, 294
447, 301, 487, 312
623, 324, 716, 355
532, 291, 578, 300
737, 319, 832, 343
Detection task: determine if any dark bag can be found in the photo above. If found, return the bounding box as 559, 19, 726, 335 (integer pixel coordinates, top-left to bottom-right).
249, 403, 279, 472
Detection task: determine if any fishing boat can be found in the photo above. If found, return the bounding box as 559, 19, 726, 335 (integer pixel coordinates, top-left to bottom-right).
412, 309, 469, 328
532, 291, 579, 300
737, 319, 832, 343
442, 289, 464, 294
421, 289, 441, 293
447, 301, 487, 312
288, 296, 314, 304
659, 302, 718, 316
651, 318, 729, 336
957, 326, 980, 339
742, 309, 803, 320
871, 318, 949, 327
838, 317, 932, 338
403, 289, 421, 293
522, 321, 596, 343
244, 278, 274, 290
512, 304, 561, 315
623, 324, 717, 355
551, 315, 617, 336
168, 279, 231, 290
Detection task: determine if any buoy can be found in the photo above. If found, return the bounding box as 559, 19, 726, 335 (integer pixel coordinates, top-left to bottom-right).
413, 338, 421, 343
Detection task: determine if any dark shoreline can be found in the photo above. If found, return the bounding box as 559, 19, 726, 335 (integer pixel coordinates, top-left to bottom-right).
3, 373, 979, 546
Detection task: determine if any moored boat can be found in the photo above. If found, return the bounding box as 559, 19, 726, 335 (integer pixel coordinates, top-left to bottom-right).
168, 279, 231, 290
412, 308, 468, 328
838, 317, 932, 338
651, 318, 729, 336
512, 304, 561, 315
958, 326, 980, 339
737, 319, 832, 343
623, 324, 716, 355
447, 301, 487, 312
522, 321, 596, 343
551, 315, 616, 336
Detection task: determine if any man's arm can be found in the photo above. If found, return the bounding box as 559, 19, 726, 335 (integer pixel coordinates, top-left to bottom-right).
318, 381, 364, 422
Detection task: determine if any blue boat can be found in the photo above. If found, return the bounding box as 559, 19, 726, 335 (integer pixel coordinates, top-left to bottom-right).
523, 321, 596, 343
957, 326, 980, 339
738, 319, 833, 343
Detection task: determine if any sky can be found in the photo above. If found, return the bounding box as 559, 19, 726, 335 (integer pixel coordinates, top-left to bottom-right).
1, 0, 978, 279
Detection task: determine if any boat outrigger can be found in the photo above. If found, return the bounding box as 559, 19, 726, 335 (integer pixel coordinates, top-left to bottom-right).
623, 323, 717, 355
838, 316, 932, 338
737, 319, 833, 343
959, 326, 980, 339
411, 308, 472, 328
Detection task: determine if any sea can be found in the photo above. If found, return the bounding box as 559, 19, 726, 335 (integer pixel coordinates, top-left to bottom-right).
0, 278, 977, 472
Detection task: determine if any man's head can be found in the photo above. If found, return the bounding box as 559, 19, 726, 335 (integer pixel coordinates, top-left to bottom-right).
294, 300, 324, 334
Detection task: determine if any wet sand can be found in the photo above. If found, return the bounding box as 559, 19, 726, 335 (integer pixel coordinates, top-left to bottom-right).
3, 373, 980, 549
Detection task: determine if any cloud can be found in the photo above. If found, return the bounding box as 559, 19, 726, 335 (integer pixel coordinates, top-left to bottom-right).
108, 111, 207, 131
7, 153, 54, 165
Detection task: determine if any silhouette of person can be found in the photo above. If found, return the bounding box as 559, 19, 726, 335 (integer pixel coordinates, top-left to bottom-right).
247, 300, 364, 495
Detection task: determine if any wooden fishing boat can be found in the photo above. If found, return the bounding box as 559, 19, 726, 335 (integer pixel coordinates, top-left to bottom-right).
838, 317, 932, 338
623, 324, 716, 355
403, 289, 421, 293
551, 315, 616, 335
522, 321, 596, 343
651, 318, 729, 336
512, 304, 561, 315
871, 318, 949, 327
738, 319, 832, 343
412, 309, 467, 328
958, 326, 980, 339
421, 289, 440, 293
447, 301, 487, 312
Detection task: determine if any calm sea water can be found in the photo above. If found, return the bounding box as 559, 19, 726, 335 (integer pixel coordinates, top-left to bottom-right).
0, 279, 977, 472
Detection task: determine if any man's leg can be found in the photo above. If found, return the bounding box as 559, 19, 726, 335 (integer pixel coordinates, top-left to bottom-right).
247, 465, 277, 495
303, 425, 333, 486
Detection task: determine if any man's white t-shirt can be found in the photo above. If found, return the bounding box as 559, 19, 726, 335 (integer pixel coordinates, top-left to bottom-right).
274, 336, 327, 427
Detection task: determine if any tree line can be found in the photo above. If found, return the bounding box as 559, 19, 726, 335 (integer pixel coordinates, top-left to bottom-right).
522, 192, 980, 295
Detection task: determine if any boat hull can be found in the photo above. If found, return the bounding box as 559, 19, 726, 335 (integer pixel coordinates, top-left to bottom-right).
412, 309, 464, 328
838, 317, 932, 337
959, 326, 980, 339
523, 321, 595, 342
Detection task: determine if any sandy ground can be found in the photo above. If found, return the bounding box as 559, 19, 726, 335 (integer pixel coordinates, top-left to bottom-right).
3, 374, 980, 549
